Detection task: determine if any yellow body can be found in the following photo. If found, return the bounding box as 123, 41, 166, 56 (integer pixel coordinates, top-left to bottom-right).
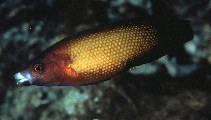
67, 23, 159, 84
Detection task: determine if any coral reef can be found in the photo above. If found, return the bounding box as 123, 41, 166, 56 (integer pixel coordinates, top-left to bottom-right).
0, 0, 210, 120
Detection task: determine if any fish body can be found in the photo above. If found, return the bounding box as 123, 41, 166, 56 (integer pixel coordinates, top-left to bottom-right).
14, 17, 193, 86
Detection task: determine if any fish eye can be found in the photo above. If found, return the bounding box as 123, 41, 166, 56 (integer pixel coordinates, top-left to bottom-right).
34, 64, 43, 74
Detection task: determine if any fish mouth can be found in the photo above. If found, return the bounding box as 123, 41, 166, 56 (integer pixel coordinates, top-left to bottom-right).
14, 72, 32, 86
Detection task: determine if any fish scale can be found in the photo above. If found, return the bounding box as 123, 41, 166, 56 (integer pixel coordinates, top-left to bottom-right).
68, 23, 158, 83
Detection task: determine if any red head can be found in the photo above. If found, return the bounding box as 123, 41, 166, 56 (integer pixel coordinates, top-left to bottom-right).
14, 52, 78, 86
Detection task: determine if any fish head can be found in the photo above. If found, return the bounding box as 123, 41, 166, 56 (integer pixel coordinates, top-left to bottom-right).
14, 53, 77, 86
14, 60, 44, 86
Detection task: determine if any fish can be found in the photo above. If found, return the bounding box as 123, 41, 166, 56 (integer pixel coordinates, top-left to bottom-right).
14, 17, 193, 86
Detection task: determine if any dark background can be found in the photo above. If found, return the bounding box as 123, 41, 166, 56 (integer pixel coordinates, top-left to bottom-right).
0, 0, 211, 120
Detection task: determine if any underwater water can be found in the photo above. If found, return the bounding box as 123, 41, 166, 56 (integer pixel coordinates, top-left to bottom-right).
0, 0, 211, 120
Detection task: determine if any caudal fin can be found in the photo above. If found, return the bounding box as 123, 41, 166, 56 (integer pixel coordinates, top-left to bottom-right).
161, 19, 194, 55
163, 20, 194, 64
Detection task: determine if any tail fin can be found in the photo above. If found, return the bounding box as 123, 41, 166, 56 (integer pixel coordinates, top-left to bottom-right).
162, 19, 194, 55
163, 20, 194, 64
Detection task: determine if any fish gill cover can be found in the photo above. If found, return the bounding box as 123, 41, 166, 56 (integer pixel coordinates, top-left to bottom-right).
0, 0, 211, 120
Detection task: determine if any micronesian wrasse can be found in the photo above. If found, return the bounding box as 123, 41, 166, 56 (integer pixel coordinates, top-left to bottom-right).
14, 17, 193, 86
